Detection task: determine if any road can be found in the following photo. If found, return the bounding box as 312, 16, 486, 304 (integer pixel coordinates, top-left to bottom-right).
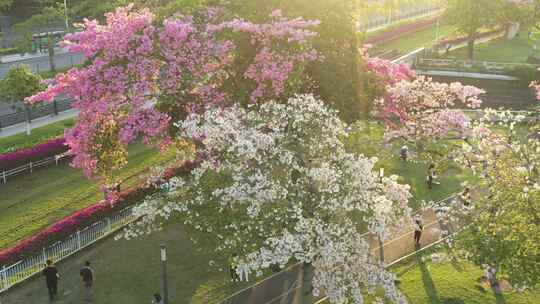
0, 52, 85, 78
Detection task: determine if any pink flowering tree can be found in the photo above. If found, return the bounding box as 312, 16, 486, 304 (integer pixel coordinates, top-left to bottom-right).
362, 51, 485, 162
27, 5, 320, 185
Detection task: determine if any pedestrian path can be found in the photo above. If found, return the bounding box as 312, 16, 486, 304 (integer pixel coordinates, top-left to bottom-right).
0, 109, 78, 138
220, 192, 476, 304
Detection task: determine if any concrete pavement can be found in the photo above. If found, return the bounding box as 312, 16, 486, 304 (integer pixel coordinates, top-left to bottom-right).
0, 52, 85, 78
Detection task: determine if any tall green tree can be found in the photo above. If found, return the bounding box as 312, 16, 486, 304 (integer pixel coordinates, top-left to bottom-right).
0, 0, 13, 12
0, 65, 44, 135
13, 6, 65, 73
444, 0, 498, 60
225, 0, 366, 122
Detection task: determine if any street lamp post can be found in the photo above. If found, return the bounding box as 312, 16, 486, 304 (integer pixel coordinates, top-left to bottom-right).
63, 0, 69, 30
160, 244, 169, 304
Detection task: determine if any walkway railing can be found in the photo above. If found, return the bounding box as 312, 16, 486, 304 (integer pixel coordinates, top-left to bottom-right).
415, 58, 540, 75
359, 5, 444, 33
217, 194, 461, 304
0, 151, 71, 184
0, 207, 137, 293
0, 98, 74, 130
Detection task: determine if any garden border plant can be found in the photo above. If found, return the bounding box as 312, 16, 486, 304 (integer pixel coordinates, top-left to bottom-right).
0, 160, 199, 265
0, 137, 68, 171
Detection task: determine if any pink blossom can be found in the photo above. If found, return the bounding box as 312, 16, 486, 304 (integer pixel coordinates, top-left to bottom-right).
28, 6, 320, 180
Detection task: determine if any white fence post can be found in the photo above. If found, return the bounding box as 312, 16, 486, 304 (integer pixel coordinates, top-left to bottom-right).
29, 162, 33, 173
1, 171, 5, 184
0, 266, 6, 291
42, 248, 47, 264
77, 230, 82, 249
107, 218, 112, 232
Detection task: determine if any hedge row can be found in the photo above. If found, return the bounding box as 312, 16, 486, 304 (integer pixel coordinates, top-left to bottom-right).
0, 160, 199, 266
0, 138, 69, 172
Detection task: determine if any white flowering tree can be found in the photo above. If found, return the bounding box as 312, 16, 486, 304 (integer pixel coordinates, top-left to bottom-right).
435, 108, 540, 289
124, 95, 412, 303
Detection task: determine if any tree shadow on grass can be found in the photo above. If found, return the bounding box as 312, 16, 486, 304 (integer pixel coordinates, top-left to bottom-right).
415, 250, 440, 304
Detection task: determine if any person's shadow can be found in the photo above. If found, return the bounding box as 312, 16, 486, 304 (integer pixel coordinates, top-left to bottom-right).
490, 281, 507, 304
415, 251, 440, 303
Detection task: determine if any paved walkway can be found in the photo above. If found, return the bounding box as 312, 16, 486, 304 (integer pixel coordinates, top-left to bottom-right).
0, 109, 78, 138
220, 193, 475, 304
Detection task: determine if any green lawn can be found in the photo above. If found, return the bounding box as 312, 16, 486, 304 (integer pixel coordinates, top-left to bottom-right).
446, 30, 540, 63
1, 121, 474, 303
0, 118, 74, 153
347, 122, 470, 210
373, 21, 456, 55
393, 249, 540, 304
0, 143, 175, 249
0, 222, 248, 304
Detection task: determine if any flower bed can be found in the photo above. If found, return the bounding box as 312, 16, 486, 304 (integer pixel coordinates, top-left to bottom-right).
0, 138, 69, 172
436, 29, 503, 49
0, 160, 199, 265
365, 16, 439, 46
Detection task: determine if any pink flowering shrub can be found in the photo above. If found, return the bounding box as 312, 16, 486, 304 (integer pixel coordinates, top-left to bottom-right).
0, 138, 68, 171
0, 160, 198, 265
27, 5, 320, 183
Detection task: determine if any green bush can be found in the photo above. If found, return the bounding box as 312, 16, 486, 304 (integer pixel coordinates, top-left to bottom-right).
527, 53, 540, 64
0, 47, 20, 57
506, 65, 540, 85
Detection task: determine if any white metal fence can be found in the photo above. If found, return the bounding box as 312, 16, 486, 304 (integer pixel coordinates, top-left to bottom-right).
0, 207, 136, 293
1, 151, 71, 184
359, 5, 444, 33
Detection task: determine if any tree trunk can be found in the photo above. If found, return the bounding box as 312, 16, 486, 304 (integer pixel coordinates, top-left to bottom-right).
25, 105, 32, 135
47, 34, 56, 73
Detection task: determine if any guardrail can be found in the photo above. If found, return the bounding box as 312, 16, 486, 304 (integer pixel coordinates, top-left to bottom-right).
0, 98, 74, 130
0, 207, 136, 293
1, 151, 71, 184
359, 6, 444, 33
415, 58, 540, 76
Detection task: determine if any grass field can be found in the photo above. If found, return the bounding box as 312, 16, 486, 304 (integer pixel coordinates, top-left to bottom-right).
0, 142, 175, 249
446, 30, 540, 63
372, 21, 456, 55
0, 222, 248, 304
1, 121, 473, 303
393, 249, 540, 304
0, 118, 74, 153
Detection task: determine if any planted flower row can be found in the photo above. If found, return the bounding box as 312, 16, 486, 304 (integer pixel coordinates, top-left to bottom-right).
364, 16, 439, 46
0, 138, 69, 172
0, 160, 198, 266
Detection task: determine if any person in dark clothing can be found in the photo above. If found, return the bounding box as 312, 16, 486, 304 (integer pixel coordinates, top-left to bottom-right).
229, 254, 240, 282
427, 164, 438, 190
43, 260, 59, 301
414, 218, 423, 247
152, 293, 163, 304
80, 261, 94, 303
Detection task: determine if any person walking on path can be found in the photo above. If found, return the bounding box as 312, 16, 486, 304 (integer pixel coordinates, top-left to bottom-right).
80, 261, 94, 303
43, 259, 60, 302
400, 145, 408, 161
460, 187, 472, 206
152, 293, 164, 304
426, 164, 438, 190
414, 217, 423, 247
